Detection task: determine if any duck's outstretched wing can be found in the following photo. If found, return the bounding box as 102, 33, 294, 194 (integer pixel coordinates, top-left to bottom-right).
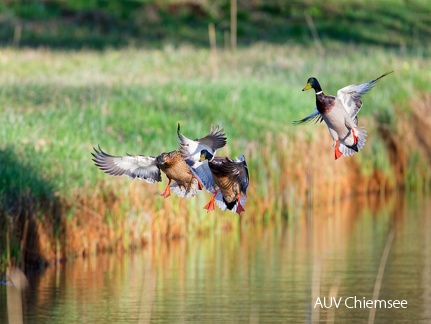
337, 71, 393, 118
234, 155, 249, 195
177, 123, 227, 168
196, 125, 227, 150
191, 159, 216, 193
292, 109, 323, 125
92, 146, 161, 184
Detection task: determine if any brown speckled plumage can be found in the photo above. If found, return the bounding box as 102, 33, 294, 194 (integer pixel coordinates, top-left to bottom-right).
208, 157, 248, 206
157, 151, 195, 191
92, 146, 202, 198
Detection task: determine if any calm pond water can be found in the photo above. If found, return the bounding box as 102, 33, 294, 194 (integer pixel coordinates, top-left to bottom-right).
1, 194, 430, 323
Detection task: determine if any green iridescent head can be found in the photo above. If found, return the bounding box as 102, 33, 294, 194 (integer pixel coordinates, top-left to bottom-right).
302, 77, 322, 93
200, 149, 214, 162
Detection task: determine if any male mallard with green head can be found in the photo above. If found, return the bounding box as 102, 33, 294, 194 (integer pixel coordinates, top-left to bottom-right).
294, 71, 392, 159
177, 123, 227, 190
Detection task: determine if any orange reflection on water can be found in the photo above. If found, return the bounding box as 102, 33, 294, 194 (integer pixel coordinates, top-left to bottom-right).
6, 194, 429, 323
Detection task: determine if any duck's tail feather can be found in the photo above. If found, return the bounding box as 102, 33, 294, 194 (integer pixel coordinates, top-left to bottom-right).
215, 192, 247, 214
339, 127, 367, 157
170, 178, 201, 198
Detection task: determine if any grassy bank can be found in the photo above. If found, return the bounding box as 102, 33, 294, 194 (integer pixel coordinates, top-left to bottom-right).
1, 0, 431, 51
1, 43, 431, 269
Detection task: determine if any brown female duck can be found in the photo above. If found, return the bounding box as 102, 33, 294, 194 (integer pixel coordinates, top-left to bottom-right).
199, 149, 249, 214
92, 146, 202, 198
92, 124, 227, 199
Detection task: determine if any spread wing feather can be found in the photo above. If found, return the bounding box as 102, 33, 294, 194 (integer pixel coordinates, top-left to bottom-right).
92, 146, 162, 184
190, 160, 216, 193
235, 155, 249, 195
196, 125, 227, 150
177, 123, 227, 169
292, 109, 323, 125
337, 71, 393, 118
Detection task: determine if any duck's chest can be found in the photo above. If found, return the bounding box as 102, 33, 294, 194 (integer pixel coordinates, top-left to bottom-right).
160, 159, 193, 183
316, 94, 336, 115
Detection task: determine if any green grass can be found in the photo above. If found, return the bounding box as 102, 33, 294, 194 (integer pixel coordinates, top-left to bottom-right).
1, 43, 431, 265
1, 0, 431, 51
0, 44, 429, 196
0, 0, 430, 267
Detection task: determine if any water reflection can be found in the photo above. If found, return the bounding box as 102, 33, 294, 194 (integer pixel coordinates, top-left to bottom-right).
1, 194, 430, 323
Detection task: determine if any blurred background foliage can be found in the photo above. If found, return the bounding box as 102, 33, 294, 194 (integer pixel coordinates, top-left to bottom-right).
0, 0, 430, 51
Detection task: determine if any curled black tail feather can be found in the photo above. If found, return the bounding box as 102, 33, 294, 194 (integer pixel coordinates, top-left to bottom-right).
223, 198, 237, 211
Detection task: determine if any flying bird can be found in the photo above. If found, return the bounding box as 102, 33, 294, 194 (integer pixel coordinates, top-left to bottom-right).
92, 124, 227, 199
177, 125, 248, 214
92, 146, 202, 198
177, 123, 227, 190
199, 149, 249, 214
294, 71, 393, 160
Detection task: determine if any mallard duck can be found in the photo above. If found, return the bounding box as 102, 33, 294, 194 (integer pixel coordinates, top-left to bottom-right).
177, 123, 227, 190
177, 124, 248, 214
92, 124, 227, 199
92, 146, 203, 198
294, 71, 393, 159
177, 123, 227, 161
198, 149, 249, 214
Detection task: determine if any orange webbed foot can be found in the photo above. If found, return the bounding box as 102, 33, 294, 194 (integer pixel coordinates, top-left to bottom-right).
203, 191, 218, 212
160, 180, 172, 198
160, 187, 171, 198
236, 202, 245, 214
334, 140, 343, 160
235, 194, 245, 214
196, 177, 204, 190
351, 129, 358, 145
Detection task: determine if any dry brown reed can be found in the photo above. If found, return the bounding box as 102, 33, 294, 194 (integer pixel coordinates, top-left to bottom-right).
4, 95, 431, 266
53, 124, 404, 260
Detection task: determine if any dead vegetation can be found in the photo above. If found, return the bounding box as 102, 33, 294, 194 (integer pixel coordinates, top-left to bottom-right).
2, 93, 431, 270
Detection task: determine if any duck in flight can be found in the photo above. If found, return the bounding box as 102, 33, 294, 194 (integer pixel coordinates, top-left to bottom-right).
177, 125, 249, 214
199, 149, 249, 214
294, 71, 393, 160
92, 125, 227, 198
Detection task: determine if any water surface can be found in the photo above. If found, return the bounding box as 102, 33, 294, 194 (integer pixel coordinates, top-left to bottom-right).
1, 194, 430, 323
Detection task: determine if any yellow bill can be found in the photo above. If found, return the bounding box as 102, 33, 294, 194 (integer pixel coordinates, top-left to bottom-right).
302, 83, 312, 91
